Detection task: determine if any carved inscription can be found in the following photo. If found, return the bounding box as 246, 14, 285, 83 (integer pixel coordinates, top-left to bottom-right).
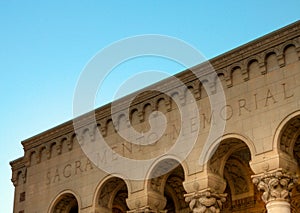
46, 157, 93, 185
201, 83, 294, 129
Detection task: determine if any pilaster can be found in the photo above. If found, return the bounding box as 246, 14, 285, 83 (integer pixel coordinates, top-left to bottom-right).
126, 190, 166, 213
183, 172, 227, 195
183, 172, 227, 213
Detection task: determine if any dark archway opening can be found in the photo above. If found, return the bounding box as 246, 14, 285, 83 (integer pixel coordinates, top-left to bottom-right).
149, 159, 189, 213
69, 204, 78, 213
52, 193, 78, 213
279, 115, 300, 212
209, 139, 265, 212
98, 177, 129, 213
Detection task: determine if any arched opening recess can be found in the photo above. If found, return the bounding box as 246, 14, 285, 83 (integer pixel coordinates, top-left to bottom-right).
278, 115, 300, 212
149, 159, 189, 213
97, 177, 129, 213
208, 138, 265, 212
51, 193, 78, 213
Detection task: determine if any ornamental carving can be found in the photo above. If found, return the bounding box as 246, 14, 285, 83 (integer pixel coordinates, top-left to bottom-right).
185, 189, 227, 213
252, 169, 297, 204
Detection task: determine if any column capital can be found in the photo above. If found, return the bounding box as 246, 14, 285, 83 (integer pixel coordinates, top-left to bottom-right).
184, 188, 227, 213
252, 168, 298, 204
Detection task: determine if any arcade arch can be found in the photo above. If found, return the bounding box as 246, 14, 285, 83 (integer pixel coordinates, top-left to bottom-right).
96, 177, 129, 213
49, 192, 79, 213
274, 113, 300, 213
147, 158, 189, 213
207, 137, 266, 212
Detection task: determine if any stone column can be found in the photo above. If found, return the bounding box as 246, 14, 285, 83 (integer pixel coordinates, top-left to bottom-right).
252, 169, 297, 213
184, 188, 227, 213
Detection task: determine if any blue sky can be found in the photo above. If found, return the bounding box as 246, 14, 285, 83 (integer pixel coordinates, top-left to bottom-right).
1, 1, 300, 212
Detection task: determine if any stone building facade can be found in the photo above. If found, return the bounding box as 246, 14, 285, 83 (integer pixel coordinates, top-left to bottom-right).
10, 21, 300, 213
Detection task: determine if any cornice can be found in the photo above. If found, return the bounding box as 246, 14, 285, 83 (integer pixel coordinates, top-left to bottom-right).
10, 157, 25, 170
21, 120, 74, 151
19, 20, 300, 153
209, 20, 300, 70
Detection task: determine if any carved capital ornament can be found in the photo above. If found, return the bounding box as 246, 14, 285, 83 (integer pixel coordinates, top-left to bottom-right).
184, 189, 227, 213
252, 169, 298, 204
